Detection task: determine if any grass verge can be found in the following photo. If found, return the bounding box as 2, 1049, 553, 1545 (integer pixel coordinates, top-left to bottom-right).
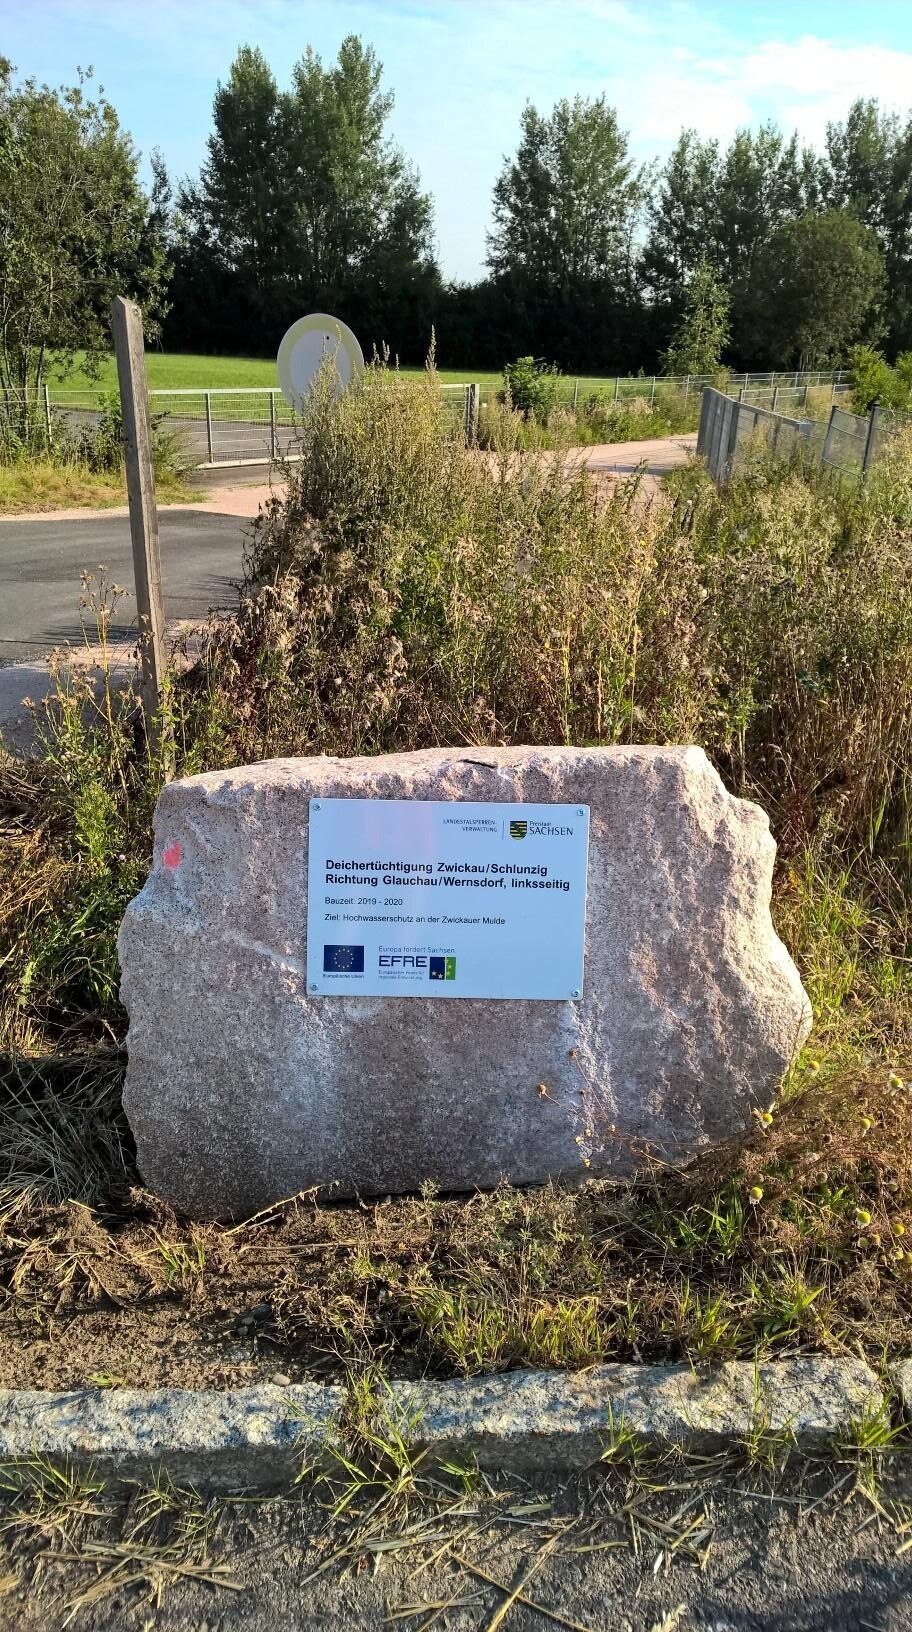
0, 460, 198, 514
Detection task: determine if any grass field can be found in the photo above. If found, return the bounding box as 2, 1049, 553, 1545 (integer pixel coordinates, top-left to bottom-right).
46, 353, 687, 398
48, 352, 503, 393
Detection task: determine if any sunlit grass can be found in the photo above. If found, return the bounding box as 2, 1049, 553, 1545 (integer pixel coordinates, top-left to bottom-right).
0, 458, 198, 514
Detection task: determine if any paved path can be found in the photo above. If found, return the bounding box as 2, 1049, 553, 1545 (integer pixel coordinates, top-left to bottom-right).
578, 433, 696, 478
0, 507, 253, 665
4, 1468, 912, 1631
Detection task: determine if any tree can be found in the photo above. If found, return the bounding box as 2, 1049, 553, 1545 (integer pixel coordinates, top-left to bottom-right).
824, 99, 912, 353
642, 122, 817, 364
746, 210, 884, 367
825, 98, 900, 234
488, 96, 644, 291
177, 47, 289, 327
174, 36, 439, 356
0, 59, 169, 426
661, 259, 730, 375
715, 126, 808, 291
641, 130, 720, 309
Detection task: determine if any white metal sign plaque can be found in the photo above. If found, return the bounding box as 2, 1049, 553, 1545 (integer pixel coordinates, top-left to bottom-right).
307, 798, 590, 1000
277, 312, 364, 411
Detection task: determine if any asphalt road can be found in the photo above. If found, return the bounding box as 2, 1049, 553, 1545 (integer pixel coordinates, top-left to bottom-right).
0, 508, 248, 664
4, 1468, 912, 1632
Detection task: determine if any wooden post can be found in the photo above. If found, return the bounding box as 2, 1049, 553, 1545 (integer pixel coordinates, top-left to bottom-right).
110, 296, 166, 739
269, 390, 278, 459
205, 391, 214, 463
43, 383, 52, 445
464, 382, 480, 445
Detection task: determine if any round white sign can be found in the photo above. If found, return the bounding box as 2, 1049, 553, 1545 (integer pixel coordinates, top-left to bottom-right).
277, 312, 364, 411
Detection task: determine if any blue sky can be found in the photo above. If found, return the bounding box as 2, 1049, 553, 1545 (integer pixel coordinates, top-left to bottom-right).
3, 0, 912, 280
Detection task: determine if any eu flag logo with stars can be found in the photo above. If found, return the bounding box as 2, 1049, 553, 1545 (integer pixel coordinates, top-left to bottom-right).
429, 956, 456, 981
323, 944, 365, 973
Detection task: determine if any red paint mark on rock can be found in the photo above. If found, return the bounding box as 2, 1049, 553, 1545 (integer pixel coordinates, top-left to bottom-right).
163, 841, 183, 870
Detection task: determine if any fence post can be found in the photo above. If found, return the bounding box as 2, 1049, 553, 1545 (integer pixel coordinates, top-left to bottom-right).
803, 383, 809, 411
572, 379, 579, 410
464, 383, 480, 445
650, 375, 656, 407
204, 391, 213, 463
710, 389, 727, 480
862, 403, 882, 478
696, 387, 709, 454
43, 383, 52, 446
739, 383, 746, 402
821, 403, 837, 469
270, 390, 277, 459
831, 379, 837, 405
771, 385, 779, 413
683, 375, 690, 405
110, 295, 167, 743
614, 376, 620, 404
724, 396, 741, 482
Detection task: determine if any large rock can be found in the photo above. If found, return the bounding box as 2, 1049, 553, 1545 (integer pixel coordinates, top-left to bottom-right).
119, 746, 811, 1219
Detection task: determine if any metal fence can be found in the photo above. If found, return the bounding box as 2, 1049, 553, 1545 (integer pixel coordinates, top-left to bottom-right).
0, 382, 478, 467
697, 387, 908, 485
539, 367, 850, 414
0, 368, 853, 469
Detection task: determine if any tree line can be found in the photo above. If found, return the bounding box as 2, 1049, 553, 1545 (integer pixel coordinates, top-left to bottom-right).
2, 40, 911, 394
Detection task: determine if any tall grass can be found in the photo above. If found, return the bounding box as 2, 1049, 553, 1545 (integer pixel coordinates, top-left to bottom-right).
1, 362, 910, 1047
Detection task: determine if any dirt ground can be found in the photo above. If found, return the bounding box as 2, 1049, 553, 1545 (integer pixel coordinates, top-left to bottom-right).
0, 1189, 402, 1391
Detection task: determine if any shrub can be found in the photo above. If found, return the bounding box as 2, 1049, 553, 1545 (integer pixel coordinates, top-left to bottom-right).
206, 364, 912, 862
59, 393, 192, 482
501, 355, 560, 421
477, 385, 700, 449
0, 392, 192, 483
2, 362, 911, 1046
849, 345, 912, 414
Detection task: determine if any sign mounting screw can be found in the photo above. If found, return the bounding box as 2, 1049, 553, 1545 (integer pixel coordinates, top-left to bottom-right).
313, 801, 321, 810
571, 988, 581, 999
309, 982, 318, 992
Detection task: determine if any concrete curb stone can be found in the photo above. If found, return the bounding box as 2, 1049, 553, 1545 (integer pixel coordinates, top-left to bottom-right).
891, 1358, 912, 1415
0, 1358, 883, 1493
